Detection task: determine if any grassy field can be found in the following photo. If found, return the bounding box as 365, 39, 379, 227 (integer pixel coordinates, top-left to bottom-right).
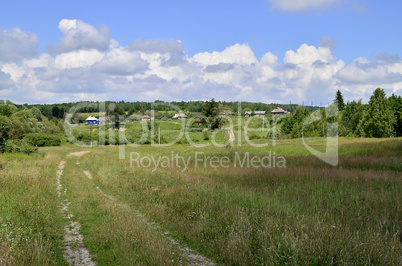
0, 137, 401, 264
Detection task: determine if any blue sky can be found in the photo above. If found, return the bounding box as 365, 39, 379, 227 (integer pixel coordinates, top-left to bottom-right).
0, 0, 402, 104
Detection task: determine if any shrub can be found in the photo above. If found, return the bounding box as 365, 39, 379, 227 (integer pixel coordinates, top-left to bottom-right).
23, 133, 62, 147
76, 132, 91, 142
248, 133, 263, 140
2, 139, 38, 154
0, 137, 5, 153
266, 127, 282, 140
178, 136, 190, 145
202, 128, 209, 140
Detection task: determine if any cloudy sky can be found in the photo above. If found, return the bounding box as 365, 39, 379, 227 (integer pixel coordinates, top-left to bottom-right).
0, 0, 401, 104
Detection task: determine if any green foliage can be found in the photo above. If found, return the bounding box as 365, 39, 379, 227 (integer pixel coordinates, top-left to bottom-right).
363, 88, 395, 137
23, 133, 62, 147
202, 98, 220, 129
109, 104, 126, 129
334, 90, 345, 111
202, 128, 209, 140
0, 115, 12, 139
388, 93, 402, 136
76, 132, 91, 142
1, 139, 38, 154
280, 106, 310, 138
0, 104, 13, 117
0, 137, 5, 152
342, 99, 365, 136
266, 126, 282, 140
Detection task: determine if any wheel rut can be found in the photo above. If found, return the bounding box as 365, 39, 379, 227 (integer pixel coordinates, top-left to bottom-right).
79, 166, 214, 265
56, 152, 96, 265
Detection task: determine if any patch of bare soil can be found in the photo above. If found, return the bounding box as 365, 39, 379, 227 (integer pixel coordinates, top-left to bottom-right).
83, 171, 93, 179
67, 151, 91, 157
57, 160, 95, 265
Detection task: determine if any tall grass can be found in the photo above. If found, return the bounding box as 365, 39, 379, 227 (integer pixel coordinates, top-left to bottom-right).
0, 152, 66, 265
61, 157, 186, 265
79, 138, 401, 264
1, 137, 400, 264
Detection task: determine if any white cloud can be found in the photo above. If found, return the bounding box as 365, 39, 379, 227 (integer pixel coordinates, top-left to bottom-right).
55, 49, 104, 69
284, 44, 333, 65
0, 27, 38, 62
2, 20, 401, 105
337, 56, 402, 84
129, 39, 186, 66
192, 43, 258, 65
92, 48, 149, 75
47, 19, 114, 53
0, 70, 14, 90
268, 0, 342, 12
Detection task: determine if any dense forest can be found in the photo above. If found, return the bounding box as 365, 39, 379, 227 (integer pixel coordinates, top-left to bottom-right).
0, 88, 401, 152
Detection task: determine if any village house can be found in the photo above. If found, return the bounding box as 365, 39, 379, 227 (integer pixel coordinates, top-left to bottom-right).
141, 115, 151, 121
172, 113, 187, 119
244, 111, 266, 117
195, 118, 204, 125
271, 107, 286, 116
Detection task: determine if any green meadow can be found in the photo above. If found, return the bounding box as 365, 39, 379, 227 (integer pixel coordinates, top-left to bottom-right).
0, 136, 401, 265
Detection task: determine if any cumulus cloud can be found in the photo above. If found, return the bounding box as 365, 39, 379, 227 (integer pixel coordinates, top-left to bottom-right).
47, 19, 114, 53
92, 48, 149, 75
192, 43, 258, 66
129, 39, 186, 66
0, 27, 38, 62
337, 56, 402, 85
2, 19, 401, 104
0, 70, 14, 90
54, 49, 104, 69
284, 44, 333, 65
203, 63, 235, 73
320, 35, 337, 48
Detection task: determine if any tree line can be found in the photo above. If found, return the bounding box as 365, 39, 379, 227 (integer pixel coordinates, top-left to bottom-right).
279, 88, 402, 138
1, 88, 401, 147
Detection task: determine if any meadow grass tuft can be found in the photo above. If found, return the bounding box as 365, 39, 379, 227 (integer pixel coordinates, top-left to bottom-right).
79, 137, 401, 264
0, 152, 66, 265
1, 137, 401, 264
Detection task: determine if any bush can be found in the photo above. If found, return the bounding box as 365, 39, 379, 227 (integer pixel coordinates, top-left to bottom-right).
76, 132, 91, 142
0, 137, 5, 153
248, 133, 263, 140
178, 136, 190, 145
202, 128, 209, 140
23, 133, 62, 147
1, 139, 38, 154
266, 127, 282, 140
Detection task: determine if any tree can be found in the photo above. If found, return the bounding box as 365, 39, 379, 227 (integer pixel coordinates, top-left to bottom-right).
0, 116, 12, 139
109, 104, 125, 129
363, 88, 395, 137
280, 106, 309, 137
0, 105, 12, 117
389, 93, 402, 137
52, 106, 60, 118
334, 90, 345, 111
342, 100, 365, 136
202, 98, 220, 129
